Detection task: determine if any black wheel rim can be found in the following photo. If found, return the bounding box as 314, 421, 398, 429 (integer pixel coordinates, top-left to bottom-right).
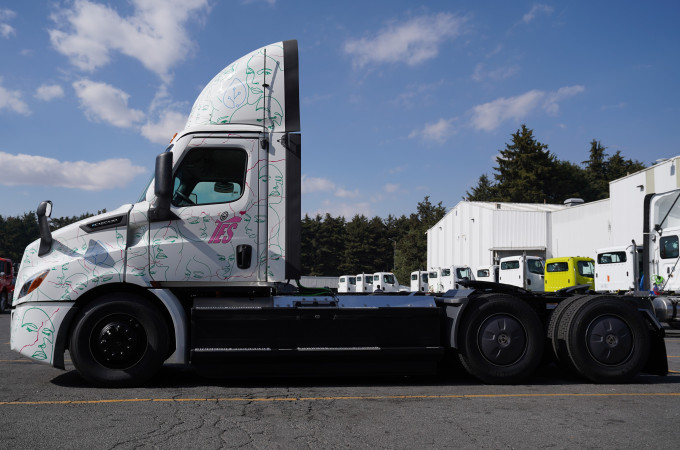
477, 314, 527, 366
90, 314, 148, 369
585, 314, 633, 366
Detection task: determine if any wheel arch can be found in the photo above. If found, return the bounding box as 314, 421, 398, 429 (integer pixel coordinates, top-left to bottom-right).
54, 283, 184, 370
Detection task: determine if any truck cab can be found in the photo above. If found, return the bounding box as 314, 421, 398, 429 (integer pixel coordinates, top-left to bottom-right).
410, 270, 428, 292
475, 265, 499, 283
338, 275, 357, 293
544, 257, 594, 292
498, 256, 545, 292
372, 272, 400, 292
594, 246, 642, 292
355, 273, 374, 292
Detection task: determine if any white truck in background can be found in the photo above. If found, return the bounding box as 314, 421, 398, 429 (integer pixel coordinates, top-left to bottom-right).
338, 275, 357, 293
356, 273, 374, 292
9, 40, 668, 387
428, 266, 474, 294
594, 245, 643, 292
498, 256, 545, 292
410, 270, 428, 292
475, 265, 499, 283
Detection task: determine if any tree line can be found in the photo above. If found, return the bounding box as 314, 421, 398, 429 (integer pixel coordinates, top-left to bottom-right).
0, 124, 648, 284
466, 124, 645, 203
0, 211, 105, 265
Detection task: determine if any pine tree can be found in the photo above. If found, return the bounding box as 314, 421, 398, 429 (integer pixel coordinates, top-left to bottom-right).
494, 124, 555, 203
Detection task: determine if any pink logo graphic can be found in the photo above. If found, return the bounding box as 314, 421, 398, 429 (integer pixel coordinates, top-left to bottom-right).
208, 217, 242, 244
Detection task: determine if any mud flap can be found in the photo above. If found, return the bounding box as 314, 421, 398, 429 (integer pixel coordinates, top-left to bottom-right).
643, 329, 668, 376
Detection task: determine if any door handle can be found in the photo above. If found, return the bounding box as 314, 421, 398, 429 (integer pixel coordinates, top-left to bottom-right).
236, 244, 252, 269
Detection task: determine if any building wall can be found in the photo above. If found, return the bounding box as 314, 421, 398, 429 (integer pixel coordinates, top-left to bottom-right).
427, 157, 680, 270
550, 199, 611, 260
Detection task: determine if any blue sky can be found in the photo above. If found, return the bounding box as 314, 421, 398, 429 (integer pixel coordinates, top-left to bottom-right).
0, 0, 678, 219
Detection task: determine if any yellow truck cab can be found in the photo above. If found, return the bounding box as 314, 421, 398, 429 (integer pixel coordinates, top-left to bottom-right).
544, 257, 595, 292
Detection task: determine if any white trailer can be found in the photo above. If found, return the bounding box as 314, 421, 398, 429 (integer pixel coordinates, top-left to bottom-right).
499, 256, 545, 292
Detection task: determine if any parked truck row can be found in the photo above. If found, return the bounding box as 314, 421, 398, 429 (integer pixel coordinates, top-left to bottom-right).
9, 41, 670, 388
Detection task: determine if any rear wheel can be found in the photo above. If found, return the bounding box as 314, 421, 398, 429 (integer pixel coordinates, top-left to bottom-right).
557, 296, 649, 383
69, 293, 170, 387
458, 294, 544, 384
547, 295, 591, 371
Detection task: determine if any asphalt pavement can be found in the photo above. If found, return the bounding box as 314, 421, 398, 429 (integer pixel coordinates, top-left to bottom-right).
1, 313, 679, 448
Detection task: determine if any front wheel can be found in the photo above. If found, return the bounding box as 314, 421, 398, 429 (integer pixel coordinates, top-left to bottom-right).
458, 294, 544, 384
69, 294, 170, 387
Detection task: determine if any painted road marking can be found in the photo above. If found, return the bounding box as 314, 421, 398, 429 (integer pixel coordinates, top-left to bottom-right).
2, 392, 680, 406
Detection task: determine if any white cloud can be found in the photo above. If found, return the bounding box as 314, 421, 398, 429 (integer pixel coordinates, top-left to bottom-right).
0, 23, 14, 39
141, 110, 187, 144
344, 13, 467, 68
471, 63, 520, 82
0, 77, 30, 115
470, 86, 584, 132
35, 84, 65, 101
73, 79, 145, 128
543, 85, 585, 114
0, 152, 146, 190
384, 184, 399, 193
335, 188, 360, 199
49, 0, 210, 81
523, 4, 554, 23
0, 8, 15, 38
409, 118, 456, 144
312, 201, 373, 219
302, 175, 336, 194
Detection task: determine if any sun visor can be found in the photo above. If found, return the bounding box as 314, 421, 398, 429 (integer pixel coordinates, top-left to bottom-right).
185, 40, 300, 133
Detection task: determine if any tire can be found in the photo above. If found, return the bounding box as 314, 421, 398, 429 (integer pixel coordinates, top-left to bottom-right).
557, 296, 650, 383
546, 294, 591, 371
0, 291, 7, 313
458, 294, 544, 384
668, 321, 680, 330
69, 293, 170, 387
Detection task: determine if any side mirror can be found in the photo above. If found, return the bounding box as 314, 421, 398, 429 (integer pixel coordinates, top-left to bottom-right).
37, 200, 53, 256
149, 152, 176, 222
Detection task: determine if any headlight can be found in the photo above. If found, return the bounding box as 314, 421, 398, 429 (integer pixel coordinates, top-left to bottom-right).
18, 270, 50, 299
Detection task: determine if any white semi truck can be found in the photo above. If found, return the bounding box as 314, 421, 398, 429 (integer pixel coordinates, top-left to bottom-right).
10, 41, 668, 387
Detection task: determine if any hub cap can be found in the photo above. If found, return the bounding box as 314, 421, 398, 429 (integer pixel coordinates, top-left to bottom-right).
91, 314, 147, 369
586, 315, 633, 365
478, 314, 527, 366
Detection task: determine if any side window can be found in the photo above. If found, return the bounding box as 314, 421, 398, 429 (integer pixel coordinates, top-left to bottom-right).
172, 147, 247, 207
477, 269, 489, 277
501, 261, 520, 270
527, 260, 544, 275
660, 236, 679, 259
578, 260, 594, 277
546, 262, 568, 272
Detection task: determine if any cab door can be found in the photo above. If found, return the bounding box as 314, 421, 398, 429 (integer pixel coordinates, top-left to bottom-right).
658, 234, 680, 291
148, 134, 264, 285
